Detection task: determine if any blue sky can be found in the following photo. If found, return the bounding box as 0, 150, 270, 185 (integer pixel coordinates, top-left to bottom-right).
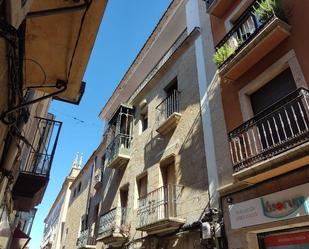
29, 1, 172, 248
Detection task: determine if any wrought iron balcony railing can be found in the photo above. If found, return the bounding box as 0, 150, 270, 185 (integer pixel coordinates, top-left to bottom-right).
76, 229, 96, 248
21, 115, 62, 176
97, 207, 127, 239
156, 90, 180, 128
214, 0, 281, 68
137, 184, 183, 229
17, 208, 37, 236
105, 134, 132, 165
229, 88, 309, 173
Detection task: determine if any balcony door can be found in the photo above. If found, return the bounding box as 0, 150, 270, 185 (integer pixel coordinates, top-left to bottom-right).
164, 79, 178, 118
250, 69, 296, 115
137, 175, 148, 227
161, 163, 176, 219
249, 68, 305, 151
120, 186, 128, 226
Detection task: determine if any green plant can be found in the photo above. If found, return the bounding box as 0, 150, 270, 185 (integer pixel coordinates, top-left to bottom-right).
253, 0, 280, 22
213, 43, 235, 67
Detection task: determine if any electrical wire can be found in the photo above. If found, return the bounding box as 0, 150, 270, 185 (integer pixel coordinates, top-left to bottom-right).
23, 58, 47, 89
67, 0, 92, 81
50, 107, 101, 128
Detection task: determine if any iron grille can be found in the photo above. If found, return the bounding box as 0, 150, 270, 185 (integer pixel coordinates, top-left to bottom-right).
21, 114, 62, 176
229, 88, 309, 172
214, 0, 280, 68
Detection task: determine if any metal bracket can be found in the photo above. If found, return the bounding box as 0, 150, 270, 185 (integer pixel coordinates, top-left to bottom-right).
0, 80, 67, 123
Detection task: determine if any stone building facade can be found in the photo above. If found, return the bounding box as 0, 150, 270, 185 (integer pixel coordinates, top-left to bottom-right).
41, 155, 81, 249
76, 1, 222, 249
60, 155, 95, 249
45, 1, 222, 249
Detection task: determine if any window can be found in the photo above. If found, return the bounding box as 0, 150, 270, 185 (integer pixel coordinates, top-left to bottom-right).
94, 204, 100, 234
21, 0, 28, 7
141, 112, 148, 132
101, 154, 106, 168
164, 78, 178, 96
250, 68, 296, 115
63, 228, 68, 243
250, 68, 297, 149
164, 78, 179, 116
120, 185, 129, 208
137, 174, 147, 199
73, 189, 77, 198
77, 182, 82, 193
139, 102, 148, 133
95, 156, 98, 168
160, 161, 176, 186
80, 216, 87, 232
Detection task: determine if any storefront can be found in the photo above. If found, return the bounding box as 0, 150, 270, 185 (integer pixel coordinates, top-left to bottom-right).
259, 229, 309, 249
224, 178, 309, 249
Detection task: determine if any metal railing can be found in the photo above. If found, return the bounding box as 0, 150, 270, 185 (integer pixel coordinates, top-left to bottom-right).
21, 115, 62, 176
137, 184, 183, 228
76, 229, 96, 248
17, 208, 37, 236
106, 134, 132, 164
215, 0, 277, 68
156, 90, 180, 128
97, 207, 127, 238
229, 88, 309, 172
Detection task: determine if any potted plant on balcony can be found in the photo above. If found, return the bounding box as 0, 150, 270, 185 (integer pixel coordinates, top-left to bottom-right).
213, 43, 235, 67
253, 0, 284, 23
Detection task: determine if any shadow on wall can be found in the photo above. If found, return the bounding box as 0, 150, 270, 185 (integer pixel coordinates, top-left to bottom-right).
177, 108, 208, 191
100, 168, 124, 213
143, 130, 172, 170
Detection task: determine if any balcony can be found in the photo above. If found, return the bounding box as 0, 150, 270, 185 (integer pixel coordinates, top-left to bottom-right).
97, 207, 128, 247
11, 209, 37, 249
206, 0, 235, 18
213, 0, 290, 80
229, 88, 309, 183
156, 90, 181, 135
12, 116, 62, 211
137, 184, 185, 235
76, 229, 96, 249
106, 134, 132, 169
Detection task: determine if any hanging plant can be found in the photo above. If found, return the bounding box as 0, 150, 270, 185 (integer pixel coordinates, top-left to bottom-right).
213, 43, 235, 67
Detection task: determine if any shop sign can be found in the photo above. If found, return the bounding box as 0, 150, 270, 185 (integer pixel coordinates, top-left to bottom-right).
264, 231, 309, 247
229, 183, 309, 229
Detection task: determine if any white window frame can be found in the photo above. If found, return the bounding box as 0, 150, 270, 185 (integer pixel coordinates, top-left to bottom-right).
238, 50, 307, 121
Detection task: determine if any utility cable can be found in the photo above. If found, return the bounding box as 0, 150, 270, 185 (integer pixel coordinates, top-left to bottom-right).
67, 0, 92, 81
23, 58, 47, 88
